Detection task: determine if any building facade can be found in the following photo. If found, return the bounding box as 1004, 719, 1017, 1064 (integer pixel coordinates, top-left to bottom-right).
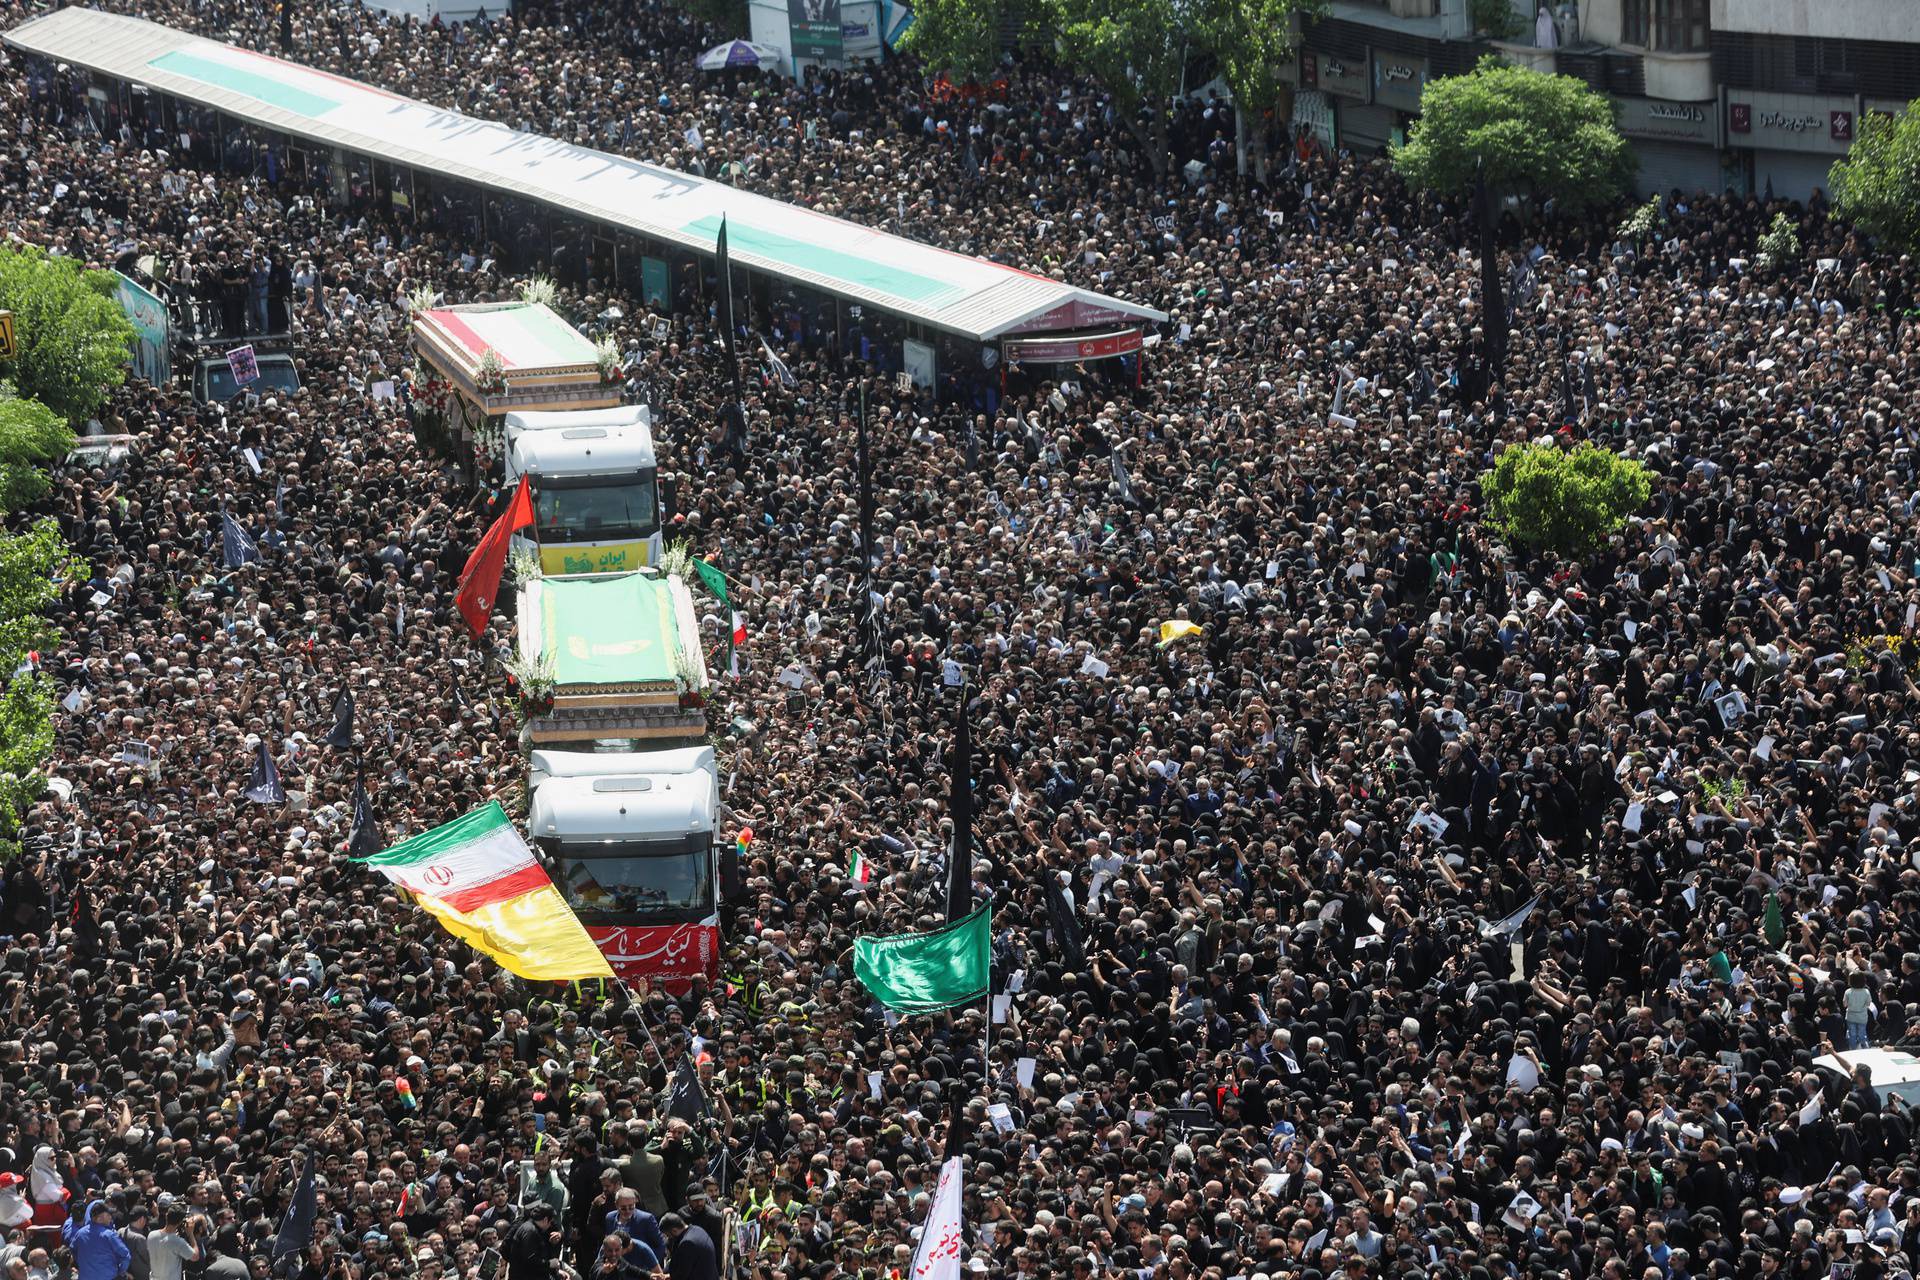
1293, 0, 1920, 203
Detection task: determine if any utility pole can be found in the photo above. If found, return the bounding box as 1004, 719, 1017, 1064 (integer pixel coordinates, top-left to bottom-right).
944, 679, 975, 1162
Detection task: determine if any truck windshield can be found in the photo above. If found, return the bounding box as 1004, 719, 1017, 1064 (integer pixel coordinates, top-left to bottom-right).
542, 834, 712, 923
202, 358, 301, 402
533, 472, 659, 544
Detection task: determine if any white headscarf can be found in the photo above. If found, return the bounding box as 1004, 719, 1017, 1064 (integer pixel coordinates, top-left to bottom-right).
0, 1175, 28, 1228
29, 1146, 63, 1205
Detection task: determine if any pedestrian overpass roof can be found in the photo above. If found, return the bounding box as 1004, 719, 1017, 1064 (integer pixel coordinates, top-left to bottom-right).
3, 8, 1167, 342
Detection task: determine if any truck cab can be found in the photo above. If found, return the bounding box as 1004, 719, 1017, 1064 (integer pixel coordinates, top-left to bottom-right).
528, 745, 720, 987
504, 405, 661, 576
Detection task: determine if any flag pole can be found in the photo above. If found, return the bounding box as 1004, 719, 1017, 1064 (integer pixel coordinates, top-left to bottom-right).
855, 375, 883, 716
615, 977, 672, 1070
946, 681, 974, 1158
982, 987, 992, 1103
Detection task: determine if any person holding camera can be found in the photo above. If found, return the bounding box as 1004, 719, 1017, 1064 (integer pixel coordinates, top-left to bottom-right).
146, 1208, 200, 1280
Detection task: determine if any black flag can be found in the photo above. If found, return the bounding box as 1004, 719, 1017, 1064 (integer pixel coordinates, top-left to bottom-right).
271, 1152, 317, 1274
1044, 874, 1086, 971
245, 739, 285, 805
322, 690, 354, 751
1109, 446, 1137, 507
221, 512, 262, 569
947, 688, 972, 923
1557, 326, 1579, 426
716, 216, 747, 442
347, 777, 383, 859
665, 1055, 711, 1124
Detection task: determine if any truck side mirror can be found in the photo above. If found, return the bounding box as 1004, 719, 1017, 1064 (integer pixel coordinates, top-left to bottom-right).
660, 474, 680, 524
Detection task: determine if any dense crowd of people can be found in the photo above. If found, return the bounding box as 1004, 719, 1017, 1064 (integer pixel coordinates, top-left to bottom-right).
4, 1, 1920, 1280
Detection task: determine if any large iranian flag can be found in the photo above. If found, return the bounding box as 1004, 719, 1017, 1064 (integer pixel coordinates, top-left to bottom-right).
354, 801, 612, 981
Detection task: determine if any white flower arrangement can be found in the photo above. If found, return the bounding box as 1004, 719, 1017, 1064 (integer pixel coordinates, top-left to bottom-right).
519, 275, 559, 308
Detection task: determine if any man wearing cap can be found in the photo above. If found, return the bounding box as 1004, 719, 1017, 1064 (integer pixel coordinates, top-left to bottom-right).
63, 1202, 130, 1280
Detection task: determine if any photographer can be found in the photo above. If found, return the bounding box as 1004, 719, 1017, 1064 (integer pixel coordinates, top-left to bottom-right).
145, 1209, 199, 1280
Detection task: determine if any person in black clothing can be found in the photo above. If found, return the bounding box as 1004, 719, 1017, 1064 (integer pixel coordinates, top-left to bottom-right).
266, 253, 292, 335
217, 254, 248, 338
565, 1132, 603, 1273
504, 1205, 560, 1280
658, 1215, 717, 1280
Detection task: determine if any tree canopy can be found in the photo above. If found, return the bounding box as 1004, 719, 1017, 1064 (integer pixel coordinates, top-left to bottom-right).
900, 0, 1019, 81
0, 517, 77, 852
0, 388, 76, 513
904, 0, 1321, 173
1391, 56, 1634, 210
1481, 441, 1652, 559
0, 252, 101, 856
1189, 0, 1327, 176
1829, 100, 1920, 253
0, 244, 135, 424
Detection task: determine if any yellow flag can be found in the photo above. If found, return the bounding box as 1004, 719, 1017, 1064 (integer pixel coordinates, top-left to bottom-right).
355, 803, 613, 981
1158, 619, 1205, 648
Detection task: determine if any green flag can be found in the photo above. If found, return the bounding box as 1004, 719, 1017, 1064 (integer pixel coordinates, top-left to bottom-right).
1763, 892, 1785, 948
853, 900, 990, 1014
692, 558, 730, 608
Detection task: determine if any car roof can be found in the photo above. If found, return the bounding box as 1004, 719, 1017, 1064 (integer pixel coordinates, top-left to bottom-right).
1813, 1049, 1920, 1085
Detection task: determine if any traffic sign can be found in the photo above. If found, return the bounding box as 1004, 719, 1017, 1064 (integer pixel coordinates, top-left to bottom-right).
0, 310, 14, 360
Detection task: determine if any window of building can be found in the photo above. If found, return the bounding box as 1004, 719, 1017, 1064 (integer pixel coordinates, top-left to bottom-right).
1656, 0, 1709, 52
1621, 0, 1707, 51
1621, 0, 1649, 47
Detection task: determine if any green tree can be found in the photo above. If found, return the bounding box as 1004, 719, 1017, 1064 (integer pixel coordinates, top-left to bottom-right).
1829, 101, 1920, 252
1392, 57, 1633, 379
0, 388, 76, 513
1189, 0, 1326, 180
0, 244, 135, 424
1481, 441, 1652, 559
0, 258, 101, 856
0, 518, 80, 853
1469, 0, 1522, 38
904, 0, 1189, 173
1756, 210, 1802, 274
1050, 0, 1188, 171
898, 0, 1015, 81
672, 0, 750, 36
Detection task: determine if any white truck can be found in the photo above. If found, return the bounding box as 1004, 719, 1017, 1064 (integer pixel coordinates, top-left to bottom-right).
528, 745, 722, 989
504, 405, 662, 577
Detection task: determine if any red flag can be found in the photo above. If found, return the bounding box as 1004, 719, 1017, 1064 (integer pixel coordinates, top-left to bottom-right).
455, 478, 534, 638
